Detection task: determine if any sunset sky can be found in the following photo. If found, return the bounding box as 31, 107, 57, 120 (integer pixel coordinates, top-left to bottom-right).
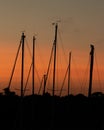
0, 0, 104, 96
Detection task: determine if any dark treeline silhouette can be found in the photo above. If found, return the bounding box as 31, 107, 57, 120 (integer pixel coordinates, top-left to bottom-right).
0, 92, 104, 130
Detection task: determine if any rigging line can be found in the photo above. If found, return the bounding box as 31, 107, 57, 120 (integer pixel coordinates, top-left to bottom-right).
58, 29, 68, 65
84, 56, 90, 94
23, 61, 41, 96
26, 38, 41, 81
25, 38, 41, 89
33, 66, 42, 95
80, 56, 90, 94
80, 55, 89, 88
25, 38, 32, 58
8, 39, 22, 89
23, 62, 32, 96
71, 56, 82, 88
36, 42, 46, 73
45, 45, 54, 87
38, 46, 54, 95
59, 66, 68, 97
35, 65, 41, 91
95, 51, 102, 92
47, 50, 54, 94
38, 75, 44, 95
56, 39, 63, 79
26, 37, 45, 88
26, 37, 45, 75
47, 55, 53, 93
32, 39, 45, 84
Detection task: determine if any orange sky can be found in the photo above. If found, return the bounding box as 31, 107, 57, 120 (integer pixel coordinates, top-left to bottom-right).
0, 0, 104, 96
0, 38, 104, 96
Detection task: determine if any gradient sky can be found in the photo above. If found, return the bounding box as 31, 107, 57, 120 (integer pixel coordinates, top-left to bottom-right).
0, 0, 104, 96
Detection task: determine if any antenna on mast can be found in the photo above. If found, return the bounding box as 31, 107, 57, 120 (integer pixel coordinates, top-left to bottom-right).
52, 20, 61, 25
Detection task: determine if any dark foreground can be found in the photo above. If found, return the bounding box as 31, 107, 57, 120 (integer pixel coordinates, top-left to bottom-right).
0, 93, 104, 130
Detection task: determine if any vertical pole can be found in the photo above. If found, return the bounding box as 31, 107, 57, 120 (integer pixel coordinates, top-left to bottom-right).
32, 36, 35, 130
43, 74, 47, 95
21, 32, 25, 98
68, 52, 71, 96
32, 36, 35, 95
88, 44, 94, 97
53, 23, 58, 96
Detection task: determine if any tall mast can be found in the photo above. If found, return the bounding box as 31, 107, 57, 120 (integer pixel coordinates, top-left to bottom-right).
32, 36, 36, 95
88, 44, 94, 97
21, 32, 25, 98
68, 52, 71, 96
43, 74, 47, 95
53, 23, 58, 96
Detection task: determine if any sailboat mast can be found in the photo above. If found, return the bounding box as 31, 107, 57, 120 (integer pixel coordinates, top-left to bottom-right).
88, 44, 94, 97
32, 36, 36, 95
68, 52, 71, 96
43, 74, 47, 95
21, 32, 25, 98
53, 23, 58, 96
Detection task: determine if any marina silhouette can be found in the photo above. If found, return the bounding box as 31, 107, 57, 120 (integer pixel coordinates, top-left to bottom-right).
0, 23, 104, 130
